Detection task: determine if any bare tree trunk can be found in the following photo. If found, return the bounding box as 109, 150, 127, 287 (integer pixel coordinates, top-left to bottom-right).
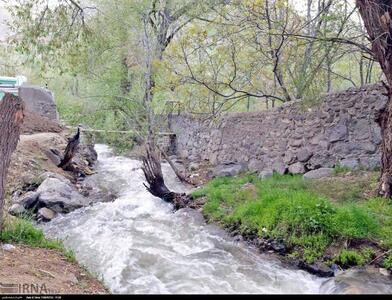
142, 140, 192, 209
58, 127, 80, 170
357, 0, 392, 197
0, 93, 24, 231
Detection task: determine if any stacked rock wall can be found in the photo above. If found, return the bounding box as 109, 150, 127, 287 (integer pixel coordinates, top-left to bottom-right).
170, 84, 387, 173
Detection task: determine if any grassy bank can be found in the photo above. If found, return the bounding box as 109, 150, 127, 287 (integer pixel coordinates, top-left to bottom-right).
0, 216, 76, 262
192, 172, 392, 269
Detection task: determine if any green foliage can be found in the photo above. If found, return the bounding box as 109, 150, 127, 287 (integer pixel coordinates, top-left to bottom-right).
195, 174, 389, 264
335, 250, 365, 268
0, 217, 76, 262
361, 247, 376, 262
362, 197, 392, 248
383, 252, 392, 269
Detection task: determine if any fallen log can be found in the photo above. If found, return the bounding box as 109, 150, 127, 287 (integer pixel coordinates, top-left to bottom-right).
58, 127, 81, 170
0, 93, 24, 231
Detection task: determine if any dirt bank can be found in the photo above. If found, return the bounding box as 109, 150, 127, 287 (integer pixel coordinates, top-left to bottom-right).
0, 244, 108, 294
2, 129, 108, 295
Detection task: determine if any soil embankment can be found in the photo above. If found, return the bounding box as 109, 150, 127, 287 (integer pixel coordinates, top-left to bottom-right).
1, 116, 108, 294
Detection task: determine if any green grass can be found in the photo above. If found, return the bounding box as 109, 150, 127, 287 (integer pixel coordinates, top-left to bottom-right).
193, 173, 392, 265
0, 217, 76, 262
335, 249, 366, 267
333, 164, 352, 175
383, 252, 392, 269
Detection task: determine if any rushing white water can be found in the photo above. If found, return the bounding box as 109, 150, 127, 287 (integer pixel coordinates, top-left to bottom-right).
43, 145, 392, 294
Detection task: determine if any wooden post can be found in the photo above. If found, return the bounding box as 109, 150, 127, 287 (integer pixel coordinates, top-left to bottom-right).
0, 93, 24, 231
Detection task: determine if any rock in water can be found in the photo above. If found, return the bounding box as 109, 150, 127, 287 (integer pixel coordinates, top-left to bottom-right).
303, 168, 333, 180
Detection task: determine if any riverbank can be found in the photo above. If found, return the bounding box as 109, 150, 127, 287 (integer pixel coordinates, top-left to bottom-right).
1, 130, 108, 294
0, 218, 108, 294
191, 169, 392, 278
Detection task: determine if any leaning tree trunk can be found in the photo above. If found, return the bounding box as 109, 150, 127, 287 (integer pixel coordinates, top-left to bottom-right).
357, 0, 392, 197
142, 139, 192, 210
0, 93, 24, 231
58, 127, 80, 171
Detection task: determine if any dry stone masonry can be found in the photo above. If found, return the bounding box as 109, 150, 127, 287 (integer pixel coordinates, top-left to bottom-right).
170, 83, 387, 174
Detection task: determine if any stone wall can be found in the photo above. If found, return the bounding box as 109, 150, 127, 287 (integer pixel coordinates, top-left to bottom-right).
19, 85, 59, 121
170, 84, 387, 173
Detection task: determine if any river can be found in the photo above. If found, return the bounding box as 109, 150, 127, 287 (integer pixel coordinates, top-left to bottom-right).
42, 144, 392, 294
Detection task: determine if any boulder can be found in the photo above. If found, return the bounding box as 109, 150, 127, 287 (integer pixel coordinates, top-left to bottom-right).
19, 86, 59, 121
288, 162, 306, 174
339, 158, 359, 170
38, 172, 71, 185
37, 178, 90, 213
303, 168, 333, 180
8, 204, 26, 217
258, 169, 273, 179
37, 207, 57, 222
13, 191, 40, 209
212, 163, 247, 177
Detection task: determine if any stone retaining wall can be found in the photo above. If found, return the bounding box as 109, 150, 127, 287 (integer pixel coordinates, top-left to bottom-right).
170, 84, 387, 173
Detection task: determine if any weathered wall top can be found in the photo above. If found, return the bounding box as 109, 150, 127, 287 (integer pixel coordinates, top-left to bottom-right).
170, 83, 387, 173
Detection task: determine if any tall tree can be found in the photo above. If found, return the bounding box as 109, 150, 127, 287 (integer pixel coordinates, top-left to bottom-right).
0, 94, 24, 232
356, 0, 392, 197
